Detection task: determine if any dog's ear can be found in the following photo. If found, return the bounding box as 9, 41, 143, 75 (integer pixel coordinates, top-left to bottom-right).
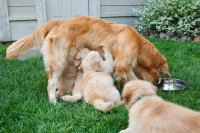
115, 66, 128, 82
123, 93, 132, 105
159, 64, 171, 79
122, 89, 135, 109
92, 62, 104, 72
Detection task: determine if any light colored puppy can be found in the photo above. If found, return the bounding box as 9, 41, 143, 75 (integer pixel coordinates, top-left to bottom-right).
82, 47, 122, 112
120, 80, 200, 133
61, 48, 90, 102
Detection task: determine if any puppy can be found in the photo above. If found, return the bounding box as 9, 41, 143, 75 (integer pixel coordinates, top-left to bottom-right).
120, 80, 200, 133
79, 47, 122, 112
55, 47, 81, 99
6, 16, 171, 103
61, 48, 90, 102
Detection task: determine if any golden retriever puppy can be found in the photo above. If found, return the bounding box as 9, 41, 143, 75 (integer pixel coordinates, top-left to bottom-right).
82, 47, 122, 112
120, 80, 200, 133
61, 48, 90, 102
55, 47, 81, 99
6, 16, 171, 103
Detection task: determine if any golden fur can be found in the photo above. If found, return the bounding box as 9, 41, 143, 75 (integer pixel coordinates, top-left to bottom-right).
62, 47, 121, 112
61, 48, 90, 102
6, 16, 171, 103
82, 47, 121, 112
120, 80, 200, 133
55, 47, 81, 99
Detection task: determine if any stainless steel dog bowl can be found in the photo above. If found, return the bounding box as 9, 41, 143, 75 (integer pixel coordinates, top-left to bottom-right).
157, 78, 188, 91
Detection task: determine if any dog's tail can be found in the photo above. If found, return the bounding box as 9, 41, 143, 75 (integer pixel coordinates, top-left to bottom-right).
93, 99, 115, 112
6, 20, 60, 60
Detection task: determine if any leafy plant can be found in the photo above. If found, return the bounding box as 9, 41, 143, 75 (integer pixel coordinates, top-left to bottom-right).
133, 0, 200, 37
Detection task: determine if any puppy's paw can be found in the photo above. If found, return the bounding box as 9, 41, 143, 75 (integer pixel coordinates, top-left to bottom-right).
115, 100, 123, 106
119, 128, 131, 133
103, 46, 109, 52
76, 52, 81, 60
74, 60, 81, 66
61, 95, 81, 102
61, 95, 71, 101
106, 102, 115, 110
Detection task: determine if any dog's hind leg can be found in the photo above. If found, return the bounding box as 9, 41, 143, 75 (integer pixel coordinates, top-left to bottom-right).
48, 68, 63, 103
43, 37, 69, 103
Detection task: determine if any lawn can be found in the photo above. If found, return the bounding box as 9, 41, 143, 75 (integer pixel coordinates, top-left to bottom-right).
0, 38, 200, 133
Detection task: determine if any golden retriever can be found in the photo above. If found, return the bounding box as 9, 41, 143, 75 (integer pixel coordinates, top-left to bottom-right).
6, 16, 171, 103
120, 80, 200, 133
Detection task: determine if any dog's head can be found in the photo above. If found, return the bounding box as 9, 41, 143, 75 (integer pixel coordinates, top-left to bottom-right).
133, 63, 171, 85
82, 51, 104, 72
122, 80, 157, 110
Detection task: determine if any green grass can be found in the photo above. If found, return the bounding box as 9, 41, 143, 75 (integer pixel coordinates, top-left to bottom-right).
1, 38, 200, 133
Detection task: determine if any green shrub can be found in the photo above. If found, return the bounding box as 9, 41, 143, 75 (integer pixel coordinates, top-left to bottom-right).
133, 0, 200, 37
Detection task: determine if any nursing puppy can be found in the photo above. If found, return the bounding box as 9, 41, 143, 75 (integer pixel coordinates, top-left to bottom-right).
61, 48, 90, 102
6, 16, 171, 103
82, 47, 122, 112
56, 47, 81, 99
120, 80, 200, 133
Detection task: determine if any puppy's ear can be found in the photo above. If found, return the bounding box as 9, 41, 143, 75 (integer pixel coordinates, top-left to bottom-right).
122, 89, 135, 109
92, 62, 104, 72
123, 93, 132, 105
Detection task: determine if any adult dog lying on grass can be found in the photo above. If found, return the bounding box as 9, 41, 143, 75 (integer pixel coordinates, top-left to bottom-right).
6, 16, 171, 103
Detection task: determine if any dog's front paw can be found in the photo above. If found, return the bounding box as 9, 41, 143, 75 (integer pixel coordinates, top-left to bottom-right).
49, 93, 57, 104
49, 97, 57, 104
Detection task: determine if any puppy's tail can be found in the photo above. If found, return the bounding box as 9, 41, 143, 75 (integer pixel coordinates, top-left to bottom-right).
93, 99, 114, 112
6, 20, 60, 60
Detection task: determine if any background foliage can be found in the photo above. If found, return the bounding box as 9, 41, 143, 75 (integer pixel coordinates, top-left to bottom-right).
133, 0, 200, 37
